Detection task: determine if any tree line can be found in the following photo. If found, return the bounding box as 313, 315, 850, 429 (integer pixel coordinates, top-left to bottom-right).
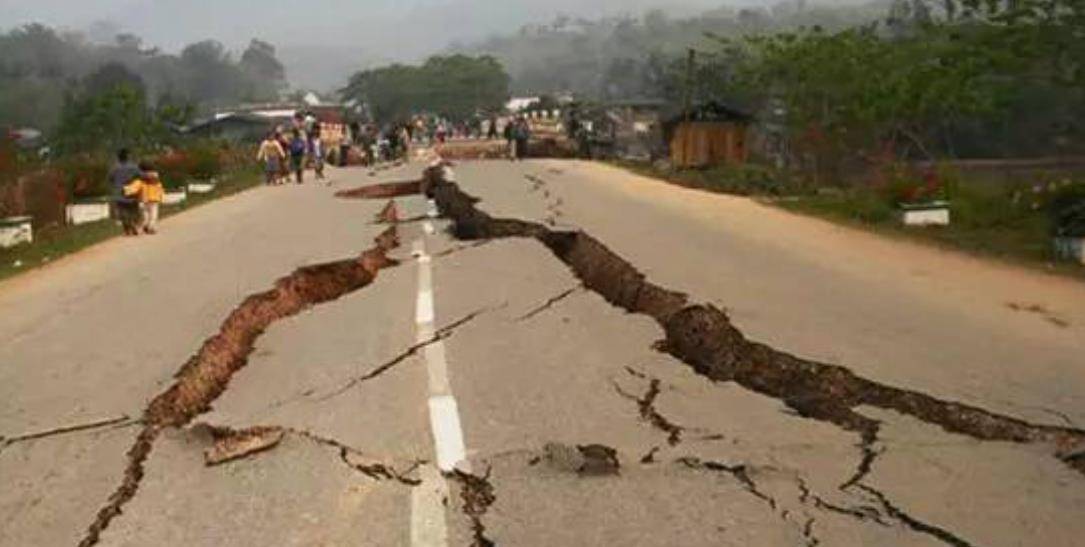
451, 0, 1083, 166
0, 24, 288, 145
340, 55, 510, 123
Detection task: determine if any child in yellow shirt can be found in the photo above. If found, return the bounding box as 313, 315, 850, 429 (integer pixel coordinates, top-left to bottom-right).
123, 162, 165, 235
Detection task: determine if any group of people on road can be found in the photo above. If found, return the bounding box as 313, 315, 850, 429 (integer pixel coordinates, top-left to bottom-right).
347, 122, 413, 166
257, 112, 327, 185
110, 148, 165, 236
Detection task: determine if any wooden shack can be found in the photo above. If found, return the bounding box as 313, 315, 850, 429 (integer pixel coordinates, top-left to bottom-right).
666, 101, 752, 168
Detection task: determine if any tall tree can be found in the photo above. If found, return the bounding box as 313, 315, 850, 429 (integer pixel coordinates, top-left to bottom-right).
239, 39, 286, 101
342, 55, 509, 123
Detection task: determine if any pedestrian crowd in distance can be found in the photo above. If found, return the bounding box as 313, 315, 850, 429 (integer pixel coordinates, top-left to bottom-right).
257, 111, 327, 186
254, 111, 537, 184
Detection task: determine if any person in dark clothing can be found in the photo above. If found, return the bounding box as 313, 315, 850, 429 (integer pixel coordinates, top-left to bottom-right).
288, 130, 307, 184
487, 116, 499, 140
514, 117, 531, 161
503, 119, 515, 160
109, 148, 142, 235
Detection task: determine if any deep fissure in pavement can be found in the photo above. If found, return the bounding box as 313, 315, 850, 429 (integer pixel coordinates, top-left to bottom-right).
77, 227, 403, 547
332, 170, 1085, 545
421, 174, 1085, 479
418, 172, 1078, 545
335, 180, 421, 200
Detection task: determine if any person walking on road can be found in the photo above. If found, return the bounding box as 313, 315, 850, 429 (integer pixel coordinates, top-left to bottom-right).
309, 124, 326, 182
257, 132, 286, 185
123, 162, 165, 235
288, 129, 307, 184
399, 125, 412, 161
109, 148, 142, 235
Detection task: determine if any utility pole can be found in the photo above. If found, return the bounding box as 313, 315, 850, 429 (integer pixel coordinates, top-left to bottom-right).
683, 48, 696, 125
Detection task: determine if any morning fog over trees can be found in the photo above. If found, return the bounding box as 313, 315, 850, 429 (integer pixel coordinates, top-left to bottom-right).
453, 0, 1085, 162
0, 24, 287, 132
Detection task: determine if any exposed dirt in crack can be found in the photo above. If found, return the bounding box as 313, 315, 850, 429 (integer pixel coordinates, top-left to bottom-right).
146, 228, 400, 427
449, 468, 497, 547
77, 226, 403, 546
424, 172, 1085, 478
335, 180, 421, 200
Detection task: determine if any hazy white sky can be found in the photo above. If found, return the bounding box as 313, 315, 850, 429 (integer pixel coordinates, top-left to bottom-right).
0, 0, 797, 89
0, 0, 743, 49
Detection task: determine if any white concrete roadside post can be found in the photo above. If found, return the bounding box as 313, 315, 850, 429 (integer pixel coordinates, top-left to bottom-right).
0, 215, 33, 248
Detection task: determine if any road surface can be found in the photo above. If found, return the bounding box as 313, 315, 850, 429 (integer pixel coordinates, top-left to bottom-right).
2, 157, 1084, 546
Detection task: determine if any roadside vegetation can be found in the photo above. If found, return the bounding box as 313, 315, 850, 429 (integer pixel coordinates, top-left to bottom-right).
586, 0, 1085, 274
0, 142, 261, 282
0, 22, 287, 282
617, 159, 1085, 275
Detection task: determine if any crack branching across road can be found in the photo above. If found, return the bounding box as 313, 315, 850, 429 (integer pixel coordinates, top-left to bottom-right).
408, 168, 1085, 476
77, 226, 403, 547
326, 166, 1085, 547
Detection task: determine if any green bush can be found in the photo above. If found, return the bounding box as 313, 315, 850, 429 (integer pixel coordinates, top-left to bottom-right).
676, 164, 802, 196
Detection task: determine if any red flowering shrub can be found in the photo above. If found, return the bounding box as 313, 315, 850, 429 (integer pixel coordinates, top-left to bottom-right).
58, 155, 111, 199
882, 163, 952, 205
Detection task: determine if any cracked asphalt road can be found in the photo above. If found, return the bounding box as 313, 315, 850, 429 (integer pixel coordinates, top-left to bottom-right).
2, 158, 1084, 546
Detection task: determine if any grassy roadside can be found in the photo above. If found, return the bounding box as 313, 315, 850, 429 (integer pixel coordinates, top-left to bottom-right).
609, 160, 1085, 279
0, 168, 262, 282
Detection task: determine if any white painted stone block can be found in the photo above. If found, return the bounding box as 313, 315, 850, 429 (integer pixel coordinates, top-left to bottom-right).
187, 183, 216, 194
0, 216, 33, 248
65, 201, 112, 225
900, 202, 950, 227
1055, 237, 1085, 265
162, 191, 187, 205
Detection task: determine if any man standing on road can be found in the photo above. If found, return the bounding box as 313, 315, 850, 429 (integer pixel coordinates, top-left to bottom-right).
514, 116, 531, 161
288, 129, 307, 184
109, 148, 142, 235
504, 118, 516, 160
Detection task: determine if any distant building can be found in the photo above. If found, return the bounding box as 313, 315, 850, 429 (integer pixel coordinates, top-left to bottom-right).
664, 101, 752, 168
184, 103, 348, 144
506, 97, 540, 113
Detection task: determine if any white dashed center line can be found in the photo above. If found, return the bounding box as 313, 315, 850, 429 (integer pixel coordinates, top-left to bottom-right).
410, 198, 471, 547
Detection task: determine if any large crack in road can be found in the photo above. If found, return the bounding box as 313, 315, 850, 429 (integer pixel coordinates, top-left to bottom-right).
415, 170, 1085, 472
336, 164, 1085, 546
76, 226, 404, 547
